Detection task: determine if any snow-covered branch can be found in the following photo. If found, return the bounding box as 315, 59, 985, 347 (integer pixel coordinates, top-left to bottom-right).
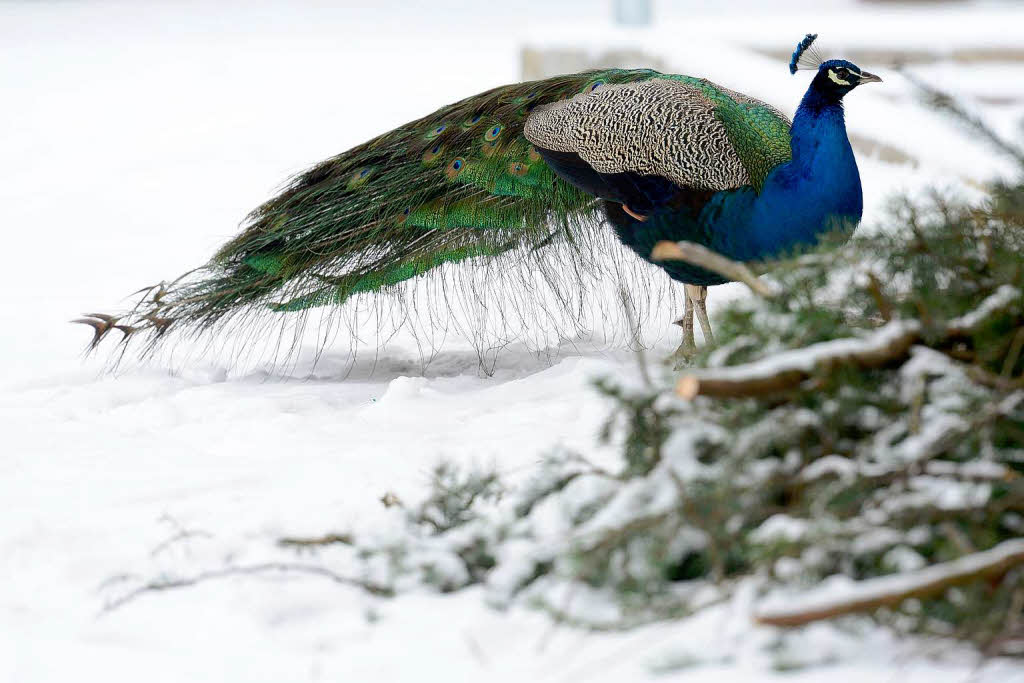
676, 320, 922, 399
755, 539, 1024, 627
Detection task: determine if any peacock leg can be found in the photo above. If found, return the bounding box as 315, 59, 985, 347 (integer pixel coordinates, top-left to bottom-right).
669, 287, 697, 362
688, 284, 715, 344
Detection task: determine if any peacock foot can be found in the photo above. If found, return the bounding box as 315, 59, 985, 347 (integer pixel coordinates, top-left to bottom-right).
668, 284, 714, 368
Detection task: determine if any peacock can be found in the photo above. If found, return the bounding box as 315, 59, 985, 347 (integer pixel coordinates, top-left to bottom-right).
76, 34, 880, 364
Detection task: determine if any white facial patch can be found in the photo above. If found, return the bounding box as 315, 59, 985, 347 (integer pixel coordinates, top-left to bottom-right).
827, 69, 851, 86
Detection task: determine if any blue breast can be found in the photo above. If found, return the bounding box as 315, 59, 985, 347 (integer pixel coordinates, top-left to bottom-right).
718, 104, 863, 261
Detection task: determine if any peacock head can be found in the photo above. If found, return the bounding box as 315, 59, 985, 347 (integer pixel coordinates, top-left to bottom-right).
789, 34, 881, 101
812, 59, 882, 98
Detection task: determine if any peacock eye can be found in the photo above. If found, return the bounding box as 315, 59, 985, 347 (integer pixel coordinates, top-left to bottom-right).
837, 68, 850, 79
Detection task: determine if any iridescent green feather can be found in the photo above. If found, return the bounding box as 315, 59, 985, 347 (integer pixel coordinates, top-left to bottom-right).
270, 242, 506, 312
659, 75, 792, 192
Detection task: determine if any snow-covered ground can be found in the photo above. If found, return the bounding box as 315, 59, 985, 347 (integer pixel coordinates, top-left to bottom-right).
2, 1, 1023, 681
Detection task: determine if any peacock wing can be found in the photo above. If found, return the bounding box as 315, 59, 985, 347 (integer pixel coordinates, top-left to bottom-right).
523, 75, 792, 194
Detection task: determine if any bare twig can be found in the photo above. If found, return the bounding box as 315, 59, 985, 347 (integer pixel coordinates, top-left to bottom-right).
1002, 327, 1024, 379
150, 529, 213, 557
150, 515, 213, 557
651, 241, 778, 298
865, 271, 893, 322
756, 539, 1024, 627
100, 562, 393, 614
966, 364, 1024, 392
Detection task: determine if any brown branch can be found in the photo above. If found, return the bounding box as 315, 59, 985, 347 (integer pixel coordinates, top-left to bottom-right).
865, 271, 893, 322
651, 240, 778, 298
677, 320, 922, 399
756, 539, 1024, 628
966, 364, 1024, 392
1002, 326, 1024, 378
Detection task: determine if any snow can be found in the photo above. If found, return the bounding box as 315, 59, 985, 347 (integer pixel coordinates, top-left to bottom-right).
751, 514, 811, 544
2, 1, 1024, 681
801, 454, 859, 482
948, 284, 1022, 331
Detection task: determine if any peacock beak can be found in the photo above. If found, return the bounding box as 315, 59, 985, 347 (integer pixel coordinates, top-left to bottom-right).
859, 71, 883, 84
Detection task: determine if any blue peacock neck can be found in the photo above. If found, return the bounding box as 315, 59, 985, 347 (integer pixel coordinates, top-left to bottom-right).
707, 80, 864, 262
791, 86, 851, 162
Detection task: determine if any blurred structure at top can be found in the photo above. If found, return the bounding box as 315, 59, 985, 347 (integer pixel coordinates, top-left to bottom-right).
615, 0, 652, 26
522, 0, 662, 80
